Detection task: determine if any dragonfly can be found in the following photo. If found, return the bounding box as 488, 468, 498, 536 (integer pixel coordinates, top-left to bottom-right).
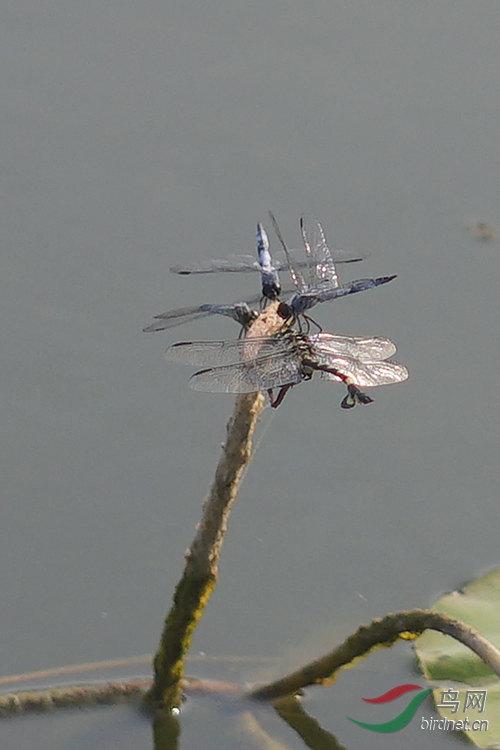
142, 222, 281, 333
268, 212, 397, 329
145, 215, 394, 335
165, 330, 408, 409
170, 222, 366, 302
143, 225, 281, 333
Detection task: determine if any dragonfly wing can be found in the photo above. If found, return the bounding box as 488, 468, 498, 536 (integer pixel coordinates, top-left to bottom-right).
170, 250, 367, 276
268, 211, 307, 293
170, 247, 365, 276
319, 357, 409, 387
170, 254, 261, 274
143, 301, 260, 333
300, 212, 338, 290
326, 248, 367, 264
189, 350, 304, 393
166, 339, 250, 366
165, 335, 292, 367
143, 305, 213, 332
200, 303, 258, 327
311, 333, 397, 360
272, 247, 366, 270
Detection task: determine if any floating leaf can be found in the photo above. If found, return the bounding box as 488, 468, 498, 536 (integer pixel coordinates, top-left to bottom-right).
415, 568, 500, 746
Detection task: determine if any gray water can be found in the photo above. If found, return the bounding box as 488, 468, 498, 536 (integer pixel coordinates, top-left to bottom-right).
1, 0, 499, 747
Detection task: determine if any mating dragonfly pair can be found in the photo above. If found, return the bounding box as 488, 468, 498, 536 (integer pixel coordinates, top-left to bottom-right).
143, 213, 408, 409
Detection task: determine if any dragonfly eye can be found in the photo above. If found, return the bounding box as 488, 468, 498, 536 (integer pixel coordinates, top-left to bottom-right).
262, 281, 281, 300
277, 301, 293, 320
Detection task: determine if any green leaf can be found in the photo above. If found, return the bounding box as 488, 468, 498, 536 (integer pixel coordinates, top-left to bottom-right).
415, 567, 500, 747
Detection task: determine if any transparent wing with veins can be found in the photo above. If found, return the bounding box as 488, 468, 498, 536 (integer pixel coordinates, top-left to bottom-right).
309, 332, 407, 386
300, 212, 339, 291
165, 334, 297, 366
268, 211, 308, 293
317, 357, 409, 387
166, 333, 401, 366
142, 300, 260, 333
165, 332, 408, 393
189, 349, 305, 394
310, 332, 397, 360
268, 211, 397, 319
169, 248, 364, 275
269, 211, 345, 294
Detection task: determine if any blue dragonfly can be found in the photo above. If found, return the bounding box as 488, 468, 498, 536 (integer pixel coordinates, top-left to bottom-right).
143, 225, 275, 333
145, 216, 395, 335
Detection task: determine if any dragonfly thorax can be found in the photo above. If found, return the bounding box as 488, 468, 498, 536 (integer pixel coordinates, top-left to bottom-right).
287, 333, 318, 374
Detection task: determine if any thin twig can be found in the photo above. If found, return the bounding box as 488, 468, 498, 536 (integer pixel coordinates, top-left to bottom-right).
248, 608, 500, 702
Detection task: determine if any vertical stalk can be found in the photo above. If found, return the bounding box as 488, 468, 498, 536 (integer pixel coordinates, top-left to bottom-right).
147, 391, 264, 709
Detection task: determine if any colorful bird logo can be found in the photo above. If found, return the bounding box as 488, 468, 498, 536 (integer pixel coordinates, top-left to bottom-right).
347, 683, 432, 732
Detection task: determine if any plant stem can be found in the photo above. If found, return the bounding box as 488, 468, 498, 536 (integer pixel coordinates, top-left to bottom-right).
248, 608, 500, 701
147, 391, 264, 709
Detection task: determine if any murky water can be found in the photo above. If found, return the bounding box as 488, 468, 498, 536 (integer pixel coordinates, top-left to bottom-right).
1, 0, 499, 746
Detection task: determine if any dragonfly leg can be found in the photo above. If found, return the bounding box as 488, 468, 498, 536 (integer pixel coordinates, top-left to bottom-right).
302, 314, 322, 333
268, 385, 293, 408
260, 295, 271, 311
294, 315, 304, 333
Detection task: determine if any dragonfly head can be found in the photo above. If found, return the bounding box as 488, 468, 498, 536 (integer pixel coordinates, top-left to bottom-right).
262, 279, 281, 300
276, 301, 293, 321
